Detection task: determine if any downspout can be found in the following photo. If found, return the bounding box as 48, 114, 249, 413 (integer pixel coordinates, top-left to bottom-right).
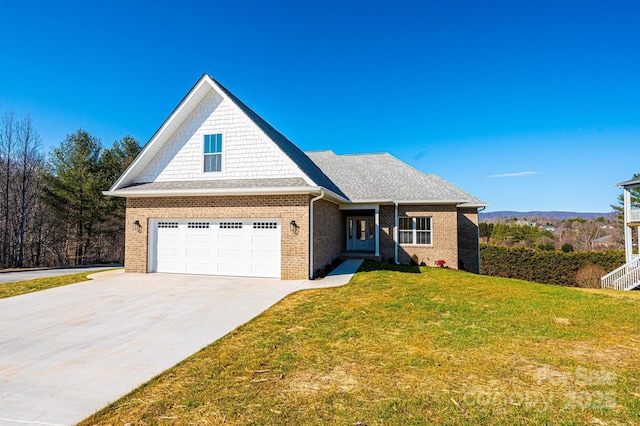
477, 206, 486, 273
394, 201, 399, 264
309, 190, 325, 279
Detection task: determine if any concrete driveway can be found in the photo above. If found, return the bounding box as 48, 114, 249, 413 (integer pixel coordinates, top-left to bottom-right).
0, 260, 362, 426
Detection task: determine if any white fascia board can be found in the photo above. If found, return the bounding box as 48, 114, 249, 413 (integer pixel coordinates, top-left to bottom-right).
103, 186, 349, 202
110, 76, 212, 191
457, 202, 489, 208
348, 199, 468, 205
339, 203, 383, 210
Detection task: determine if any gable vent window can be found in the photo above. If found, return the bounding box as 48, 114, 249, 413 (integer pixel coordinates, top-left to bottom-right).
204, 134, 222, 172
158, 221, 178, 229
399, 216, 432, 245
188, 222, 210, 229
220, 222, 243, 229
253, 222, 278, 229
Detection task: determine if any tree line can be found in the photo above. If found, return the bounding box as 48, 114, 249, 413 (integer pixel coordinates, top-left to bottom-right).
0, 110, 140, 269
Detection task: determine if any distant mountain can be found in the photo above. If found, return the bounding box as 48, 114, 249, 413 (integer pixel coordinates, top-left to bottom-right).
480, 211, 618, 221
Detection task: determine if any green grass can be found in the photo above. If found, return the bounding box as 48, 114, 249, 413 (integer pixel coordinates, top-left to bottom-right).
0, 270, 110, 299
82, 262, 640, 425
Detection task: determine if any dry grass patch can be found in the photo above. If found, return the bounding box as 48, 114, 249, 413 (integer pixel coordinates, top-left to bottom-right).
0, 270, 110, 299
82, 263, 640, 425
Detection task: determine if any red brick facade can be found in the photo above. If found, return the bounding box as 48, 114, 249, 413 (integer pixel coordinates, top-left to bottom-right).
125, 195, 311, 280
124, 196, 479, 280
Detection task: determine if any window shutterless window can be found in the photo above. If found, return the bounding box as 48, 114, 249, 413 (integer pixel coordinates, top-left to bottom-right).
399, 216, 432, 245
204, 134, 222, 172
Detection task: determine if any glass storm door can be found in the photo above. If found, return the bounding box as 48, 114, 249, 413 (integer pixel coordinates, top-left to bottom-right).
346, 216, 375, 251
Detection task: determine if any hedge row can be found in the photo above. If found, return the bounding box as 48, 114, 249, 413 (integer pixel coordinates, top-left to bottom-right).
479, 244, 625, 287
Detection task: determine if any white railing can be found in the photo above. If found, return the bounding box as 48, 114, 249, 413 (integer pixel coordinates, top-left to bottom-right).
629, 209, 640, 223
601, 257, 640, 290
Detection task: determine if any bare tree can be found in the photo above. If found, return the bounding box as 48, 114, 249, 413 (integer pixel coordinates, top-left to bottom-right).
0, 111, 16, 267
16, 115, 42, 267
572, 221, 603, 251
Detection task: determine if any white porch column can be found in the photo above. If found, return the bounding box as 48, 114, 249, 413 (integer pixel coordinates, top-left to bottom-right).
624, 187, 633, 263
374, 205, 380, 257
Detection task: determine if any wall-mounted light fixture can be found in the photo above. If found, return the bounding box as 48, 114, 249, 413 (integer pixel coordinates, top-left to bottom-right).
133, 220, 142, 231
289, 220, 298, 232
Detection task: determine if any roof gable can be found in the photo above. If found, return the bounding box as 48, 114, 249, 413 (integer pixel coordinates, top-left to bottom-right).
110, 74, 345, 198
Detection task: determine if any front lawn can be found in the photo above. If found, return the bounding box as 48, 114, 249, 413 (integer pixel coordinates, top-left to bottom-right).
83, 262, 640, 425
0, 270, 110, 299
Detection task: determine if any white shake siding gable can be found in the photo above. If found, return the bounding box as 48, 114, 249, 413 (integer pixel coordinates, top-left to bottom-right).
137, 90, 302, 183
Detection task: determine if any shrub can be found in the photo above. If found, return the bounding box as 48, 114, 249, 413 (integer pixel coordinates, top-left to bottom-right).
574, 264, 607, 288
561, 244, 574, 253
410, 254, 419, 266
480, 244, 624, 287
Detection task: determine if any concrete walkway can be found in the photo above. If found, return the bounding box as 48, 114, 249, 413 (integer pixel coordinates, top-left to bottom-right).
0, 259, 362, 426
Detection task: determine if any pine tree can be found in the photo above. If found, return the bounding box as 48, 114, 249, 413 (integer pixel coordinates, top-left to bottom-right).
43, 130, 104, 265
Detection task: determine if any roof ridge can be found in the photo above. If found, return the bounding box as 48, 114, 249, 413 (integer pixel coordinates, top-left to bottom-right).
337, 152, 392, 157
206, 75, 347, 199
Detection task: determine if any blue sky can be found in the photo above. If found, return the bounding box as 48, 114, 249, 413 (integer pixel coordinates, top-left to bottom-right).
1, 0, 638, 212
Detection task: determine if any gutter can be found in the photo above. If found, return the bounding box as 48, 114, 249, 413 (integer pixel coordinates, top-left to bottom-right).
477, 206, 486, 274
394, 201, 399, 264
103, 186, 348, 203
309, 190, 325, 279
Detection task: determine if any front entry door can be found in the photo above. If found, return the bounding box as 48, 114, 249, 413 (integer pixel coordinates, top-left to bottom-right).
346, 216, 375, 251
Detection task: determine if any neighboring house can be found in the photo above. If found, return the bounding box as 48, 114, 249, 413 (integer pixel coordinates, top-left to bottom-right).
591, 234, 617, 251
516, 220, 537, 227
601, 178, 640, 290
105, 74, 487, 280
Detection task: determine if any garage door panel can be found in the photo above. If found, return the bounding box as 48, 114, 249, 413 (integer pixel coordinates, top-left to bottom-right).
218, 248, 243, 260
251, 234, 277, 245
157, 261, 181, 273
152, 219, 281, 278
251, 250, 277, 261
218, 263, 244, 276
185, 262, 210, 274
186, 248, 211, 258
251, 264, 279, 277
218, 235, 244, 246
186, 234, 211, 245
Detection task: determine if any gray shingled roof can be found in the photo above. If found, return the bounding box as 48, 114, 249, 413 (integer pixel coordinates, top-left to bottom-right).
618, 177, 640, 187
209, 75, 347, 199
120, 178, 310, 192
306, 150, 486, 205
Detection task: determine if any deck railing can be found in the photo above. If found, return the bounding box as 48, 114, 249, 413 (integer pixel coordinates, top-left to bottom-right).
601, 257, 640, 290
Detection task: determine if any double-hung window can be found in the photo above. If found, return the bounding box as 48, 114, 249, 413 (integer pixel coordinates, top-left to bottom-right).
399, 216, 432, 245
204, 134, 222, 172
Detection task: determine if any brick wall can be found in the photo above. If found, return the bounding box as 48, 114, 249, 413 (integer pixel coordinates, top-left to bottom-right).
125, 194, 310, 279
457, 208, 480, 273
379, 204, 459, 268
312, 199, 343, 277
379, 205, 396, 263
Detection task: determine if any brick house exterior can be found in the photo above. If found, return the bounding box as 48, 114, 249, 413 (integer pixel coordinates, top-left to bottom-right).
106, 74, 486, 280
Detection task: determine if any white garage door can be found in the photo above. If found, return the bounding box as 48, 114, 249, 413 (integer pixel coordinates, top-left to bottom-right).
150, 219, 281, 278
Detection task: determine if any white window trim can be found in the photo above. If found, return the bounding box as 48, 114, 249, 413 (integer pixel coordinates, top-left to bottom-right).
398, 216, 433, 246
202, 133, 224, 174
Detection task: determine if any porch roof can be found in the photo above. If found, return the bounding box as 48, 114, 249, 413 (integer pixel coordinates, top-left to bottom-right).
618, 177, 640, 188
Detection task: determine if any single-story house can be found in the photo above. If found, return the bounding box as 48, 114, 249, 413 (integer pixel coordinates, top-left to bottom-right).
105, 74, 487, 279
591, 234, 619, 251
